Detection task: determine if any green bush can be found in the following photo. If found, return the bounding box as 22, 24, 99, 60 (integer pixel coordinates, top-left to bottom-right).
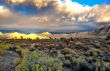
0, 44, 9, 55
89, 48, 101, 57
15, 60, 29, 71
75, 41, 83, 46
71, 56, 86, 70
15, 50, 63, 71
95, 59, 110, 71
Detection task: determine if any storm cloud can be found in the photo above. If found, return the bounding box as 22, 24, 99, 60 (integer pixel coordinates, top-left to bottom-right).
0, 0, 110, 33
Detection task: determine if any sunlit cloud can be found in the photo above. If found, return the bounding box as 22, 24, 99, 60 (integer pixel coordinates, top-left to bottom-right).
0, 0, 110, 33
93, 5, 110, 23
55, 0, 91, 17
8, 0, 55, 9
9, 0, 26, 4
0, 6, 11, 17
31, 16, 49, 23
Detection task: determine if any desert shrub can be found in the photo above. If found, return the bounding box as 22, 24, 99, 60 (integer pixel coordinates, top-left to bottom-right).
106, 35, 110, 40
71, 56, 87, 70
15, 60, 29, 71
8, 45, 17, 51
31, 64, 47, 71
58, 44, 64, 49
0, 46, 5, 55
63, 59, 71, 68
21, 48, 30, 57
31, 64, 39, 71
95, 59, 110, 71
15, 46, 22, 55
47, 44, 54, 52
89, 48, 101, 57
15, 50, 63, 71
0, 44, 8, 55
13, 57, 22, 67
28, 51, 63, 71
61, 48, 71, 55
29, 44, 37, 51
0, 44, 14, 55
75, 41, 83, 46
104, 63, 110, 71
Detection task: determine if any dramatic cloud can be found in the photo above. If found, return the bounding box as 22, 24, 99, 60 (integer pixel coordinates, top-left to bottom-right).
31, 16, 49, 23
9, 0, 26, 4
0, 6, 11, 17
0, 0, 110, 33
8, 0, 55, 9
55, 0, 91, 16
93, 5, 110, 23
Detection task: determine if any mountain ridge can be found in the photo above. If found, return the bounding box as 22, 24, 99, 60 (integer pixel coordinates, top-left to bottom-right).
0, 24, 110, 39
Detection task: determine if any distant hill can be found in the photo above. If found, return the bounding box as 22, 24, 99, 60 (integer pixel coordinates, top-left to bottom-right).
93, 24, 110, 36
0, 24, 110, 39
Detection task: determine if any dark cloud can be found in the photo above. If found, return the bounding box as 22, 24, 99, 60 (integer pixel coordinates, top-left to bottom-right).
0, 0, 110, 33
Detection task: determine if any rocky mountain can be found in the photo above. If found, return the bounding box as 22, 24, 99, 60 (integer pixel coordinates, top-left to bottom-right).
93, 24, 110, 36
42, 24, 110, 38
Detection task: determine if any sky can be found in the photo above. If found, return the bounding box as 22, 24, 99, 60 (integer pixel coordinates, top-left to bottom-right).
0, 0, 110, 33
74, 0, 110, 6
